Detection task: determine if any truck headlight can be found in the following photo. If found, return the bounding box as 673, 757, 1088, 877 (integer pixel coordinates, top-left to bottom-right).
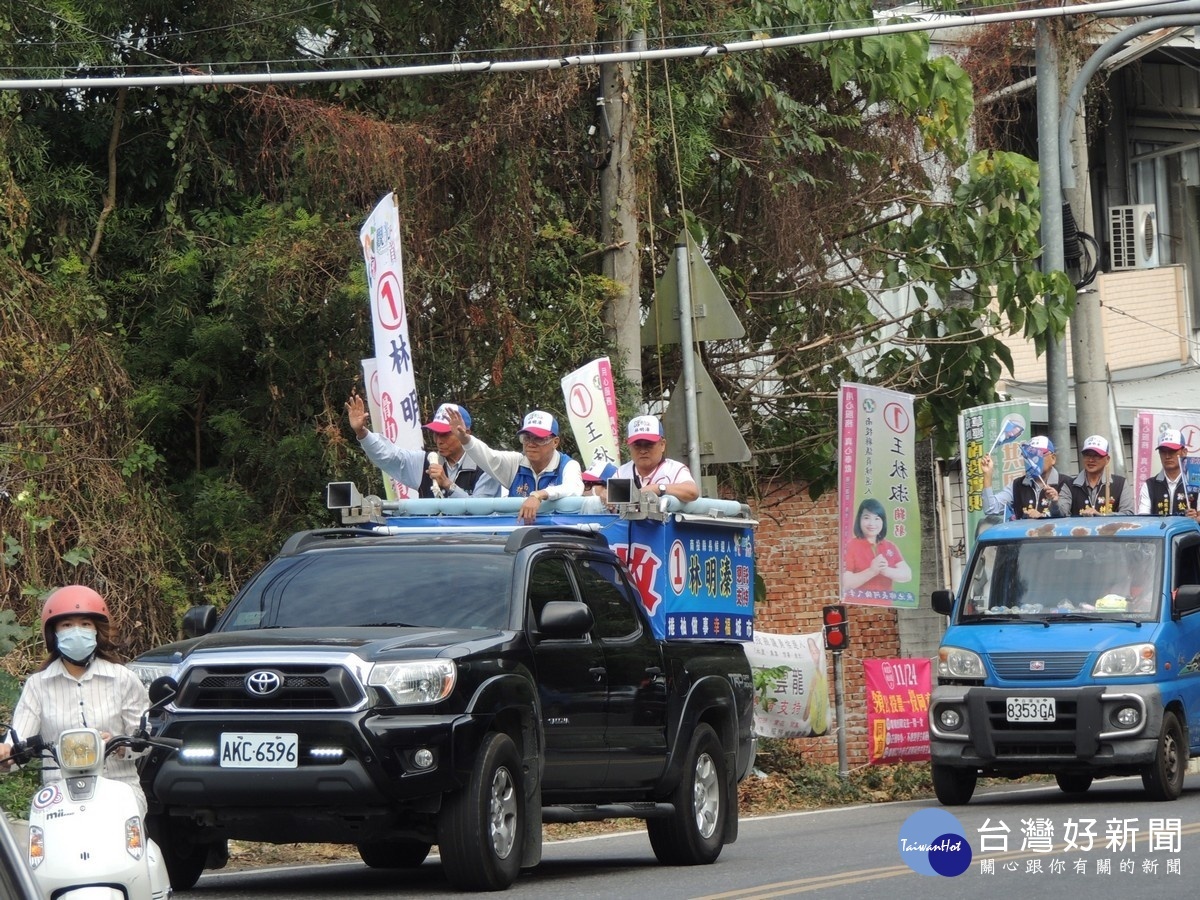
128, 661, 180, 689
1092, 643, 1155, 677
937, 646, 985, 680
368, 660, 456, 705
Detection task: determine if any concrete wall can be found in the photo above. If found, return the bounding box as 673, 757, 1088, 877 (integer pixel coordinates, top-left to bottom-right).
999, 266, 1188, 388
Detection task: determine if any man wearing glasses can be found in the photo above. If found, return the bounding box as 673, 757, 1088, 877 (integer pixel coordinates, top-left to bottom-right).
445, 407, 583, 523
593, 415, 700, 505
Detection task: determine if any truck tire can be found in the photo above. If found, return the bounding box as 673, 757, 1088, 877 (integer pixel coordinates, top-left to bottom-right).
1142, 710, 1186, 801
159, 833, 208, 891
437, 731, 524, 891
647, 723, 728, 866
931, 764, 977, 806
1055, 773, 1093, 794
357, 839, 432, 868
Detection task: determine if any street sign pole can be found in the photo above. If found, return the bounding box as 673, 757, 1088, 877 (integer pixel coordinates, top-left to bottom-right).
675, 243, 703, 478
834, 649, 847, 778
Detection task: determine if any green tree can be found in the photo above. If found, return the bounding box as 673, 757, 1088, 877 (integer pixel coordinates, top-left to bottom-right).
0, 1, 1068, 638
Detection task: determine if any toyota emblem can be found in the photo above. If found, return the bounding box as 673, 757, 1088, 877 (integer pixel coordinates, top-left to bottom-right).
245, 670, 284, 696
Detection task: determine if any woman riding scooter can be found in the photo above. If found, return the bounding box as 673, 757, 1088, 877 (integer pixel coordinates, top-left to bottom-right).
0, 585, 150, 814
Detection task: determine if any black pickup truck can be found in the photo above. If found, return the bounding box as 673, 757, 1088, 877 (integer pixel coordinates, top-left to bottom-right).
131, 523, 756, 891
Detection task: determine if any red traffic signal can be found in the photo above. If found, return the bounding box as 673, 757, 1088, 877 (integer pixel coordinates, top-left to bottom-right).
822, 604, 849, 651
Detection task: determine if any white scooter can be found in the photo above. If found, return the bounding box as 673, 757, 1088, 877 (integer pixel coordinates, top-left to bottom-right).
8, 725, 182, 900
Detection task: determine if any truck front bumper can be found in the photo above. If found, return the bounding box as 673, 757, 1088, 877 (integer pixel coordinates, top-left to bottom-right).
929, 684, 1164, 773
145, 710, 489, 809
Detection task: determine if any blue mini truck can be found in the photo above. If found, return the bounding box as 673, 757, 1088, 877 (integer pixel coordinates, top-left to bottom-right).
929, 516, 1200, 804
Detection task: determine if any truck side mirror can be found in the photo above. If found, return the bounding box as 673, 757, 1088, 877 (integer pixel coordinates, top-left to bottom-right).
537, 601, 594, 639
182, 605, 218, 638
931, 589, 954, 616
1174, 584, 1200, 616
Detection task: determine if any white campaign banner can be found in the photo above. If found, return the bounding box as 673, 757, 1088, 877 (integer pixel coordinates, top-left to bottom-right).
744, 630, 830, 738
560, 357, 621, 469
360, 193, 421, 498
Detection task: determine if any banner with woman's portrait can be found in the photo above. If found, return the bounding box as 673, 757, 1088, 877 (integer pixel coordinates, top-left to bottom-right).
838, 383, 920, 608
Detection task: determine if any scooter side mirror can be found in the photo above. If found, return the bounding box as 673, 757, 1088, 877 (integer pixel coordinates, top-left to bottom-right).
148, 676, 179, 708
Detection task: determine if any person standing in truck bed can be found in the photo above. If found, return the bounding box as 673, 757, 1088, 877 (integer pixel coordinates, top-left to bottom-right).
980, 436, 1071, 520
592, 415, 700, 505
346, 394, 502, 498
1069, 434, 1134, 515
445, 406, 583, 523
1137, 429, 1198, 517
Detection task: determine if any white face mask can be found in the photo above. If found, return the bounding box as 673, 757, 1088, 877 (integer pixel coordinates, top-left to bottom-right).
56, 626, 98, 664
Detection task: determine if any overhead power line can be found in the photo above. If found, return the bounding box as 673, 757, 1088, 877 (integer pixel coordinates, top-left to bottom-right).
0, 0, 1176, 91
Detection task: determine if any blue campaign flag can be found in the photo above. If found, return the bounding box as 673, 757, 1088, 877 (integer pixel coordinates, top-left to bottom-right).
988, 416, 1025, 455
1019, 442, 1044, 482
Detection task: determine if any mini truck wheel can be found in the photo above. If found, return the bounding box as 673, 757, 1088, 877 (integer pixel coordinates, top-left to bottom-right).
437, 731, 524, 891
647, 723, 728, 865
931, 764, 977, 806
1142, 710, 1187, 801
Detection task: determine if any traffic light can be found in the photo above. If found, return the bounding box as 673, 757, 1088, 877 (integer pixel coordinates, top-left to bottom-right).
822, 604, 849, 652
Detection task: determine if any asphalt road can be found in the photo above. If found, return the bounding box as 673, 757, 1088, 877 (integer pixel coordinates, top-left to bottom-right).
187, 775, 1200, 899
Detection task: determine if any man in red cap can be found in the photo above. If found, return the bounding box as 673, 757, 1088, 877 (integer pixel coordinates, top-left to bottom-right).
1137, 429, 1197, 516
346, 394, 501, 497
1070, 434, 1133, 515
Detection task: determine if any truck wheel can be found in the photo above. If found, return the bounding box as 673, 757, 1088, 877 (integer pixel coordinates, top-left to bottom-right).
437, 731, 524, 891
159, 833, 208, 891
647, 723, 728, 866
931, 764, 977, 806
1142, 710, 1187, 801
1055, 773, 1093, 794
357, 839, 432, 868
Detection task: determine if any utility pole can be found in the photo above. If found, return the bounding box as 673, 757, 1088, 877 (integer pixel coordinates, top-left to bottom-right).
1058, 12, 1200, 452
1037, 24, 1071, 457
600, 12, 643, 393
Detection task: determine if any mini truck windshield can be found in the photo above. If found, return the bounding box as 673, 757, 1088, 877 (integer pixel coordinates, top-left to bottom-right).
958, 537, 1163, 623
221, 546, 515, 631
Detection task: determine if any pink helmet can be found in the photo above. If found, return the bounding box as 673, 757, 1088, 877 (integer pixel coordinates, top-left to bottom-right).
41, 585, 110, 638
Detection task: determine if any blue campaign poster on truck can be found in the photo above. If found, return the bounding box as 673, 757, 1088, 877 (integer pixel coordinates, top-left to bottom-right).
597, 516, 755, 642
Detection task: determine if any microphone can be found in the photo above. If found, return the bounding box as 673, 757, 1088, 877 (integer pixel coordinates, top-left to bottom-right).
427, 452, 444, 498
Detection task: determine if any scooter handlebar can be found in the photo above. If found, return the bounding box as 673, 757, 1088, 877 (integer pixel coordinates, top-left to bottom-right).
5, 734, 47, 767
105, 734, 184, 757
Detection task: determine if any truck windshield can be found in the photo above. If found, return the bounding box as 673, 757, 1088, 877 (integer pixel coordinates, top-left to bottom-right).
958, 538, 1162, 623
220, 546, 514, 631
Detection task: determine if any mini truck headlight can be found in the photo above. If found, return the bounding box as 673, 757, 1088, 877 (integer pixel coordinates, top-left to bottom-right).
1092, 643, 1156, 677
937, 646, 985, 680
368, 659, 456, 705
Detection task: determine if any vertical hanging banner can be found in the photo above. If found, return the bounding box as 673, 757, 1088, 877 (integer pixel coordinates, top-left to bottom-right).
360, 193, 421, 499
359, 359, 398, 501
864, 658, 931, 764
1133, 409, 1200, 495
560, 358, 621, 468
958, 400, 1030, 553
744, 631, 830, 738
838, 383, 920, 608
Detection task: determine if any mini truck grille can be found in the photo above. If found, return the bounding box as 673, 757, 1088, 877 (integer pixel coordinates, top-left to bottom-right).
987, 652, 1091, 680
176, 663, 366, 710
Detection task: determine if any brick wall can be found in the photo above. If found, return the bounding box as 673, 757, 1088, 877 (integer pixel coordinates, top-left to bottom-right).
750, 481, 902, 767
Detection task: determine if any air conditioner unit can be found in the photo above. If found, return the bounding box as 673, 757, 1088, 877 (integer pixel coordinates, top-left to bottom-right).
1108, 204, 1160, 270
